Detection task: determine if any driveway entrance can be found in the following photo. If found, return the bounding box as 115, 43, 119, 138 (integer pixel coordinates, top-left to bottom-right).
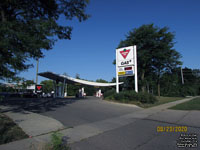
38, 96, 142, 127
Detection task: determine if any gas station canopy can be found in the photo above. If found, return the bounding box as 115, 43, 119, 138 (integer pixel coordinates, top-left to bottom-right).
38, 71, 123, 87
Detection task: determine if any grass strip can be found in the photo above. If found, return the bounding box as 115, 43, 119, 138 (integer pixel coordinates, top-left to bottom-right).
104, 96, 185, 108
169, 97, 200, 110
0, 113, 28, 145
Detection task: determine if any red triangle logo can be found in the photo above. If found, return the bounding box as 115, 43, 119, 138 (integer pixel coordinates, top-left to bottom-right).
37, 86, 42, 90
120, 49, 130, 59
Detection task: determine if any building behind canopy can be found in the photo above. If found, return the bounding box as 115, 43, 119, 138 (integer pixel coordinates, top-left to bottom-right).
38, 71, 123, 98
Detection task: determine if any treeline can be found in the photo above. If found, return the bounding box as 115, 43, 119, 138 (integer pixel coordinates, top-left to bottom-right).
119, 67, 200, 97
115, 24, 200, 97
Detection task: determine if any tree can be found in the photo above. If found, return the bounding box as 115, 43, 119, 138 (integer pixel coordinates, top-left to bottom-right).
0, 0, 89, 80
96, 79, 108, 83
83, 85, 95, 96
22, 79, 35, 89
182, 67, 199, 84
96, 79, 110, 93
117, 24, 182, 96
40, 80, 54, 93
75, 73, 80, 79
159, 68, 182, 96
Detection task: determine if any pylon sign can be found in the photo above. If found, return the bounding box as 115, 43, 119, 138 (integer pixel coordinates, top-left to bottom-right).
116, 46, 135, 76
116, 46, 138, 93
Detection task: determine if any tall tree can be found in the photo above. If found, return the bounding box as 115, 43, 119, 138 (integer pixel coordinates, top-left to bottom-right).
0, 0, 89, 80
118, 24, 182, 96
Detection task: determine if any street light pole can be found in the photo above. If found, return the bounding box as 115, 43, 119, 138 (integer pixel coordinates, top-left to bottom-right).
36, 58, 39, 84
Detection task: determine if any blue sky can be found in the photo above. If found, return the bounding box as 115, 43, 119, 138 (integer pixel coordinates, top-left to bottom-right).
20, 0, 200, 83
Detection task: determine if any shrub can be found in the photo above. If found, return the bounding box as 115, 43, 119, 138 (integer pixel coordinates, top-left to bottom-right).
104, 90, 157, 104
138, 92, 157, 103
103, 89, 115, 98
185, 86, 198, 96
47, 132, 70, 150
30, 132, 70, 150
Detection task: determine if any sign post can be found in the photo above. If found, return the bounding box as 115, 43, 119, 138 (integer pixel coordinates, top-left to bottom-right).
134, 45, 138, 92
116, 45, 138, 93
116, 49, 119, 93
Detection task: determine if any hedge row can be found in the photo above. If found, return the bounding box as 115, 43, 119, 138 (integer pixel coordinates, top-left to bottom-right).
104, 89, 157, 104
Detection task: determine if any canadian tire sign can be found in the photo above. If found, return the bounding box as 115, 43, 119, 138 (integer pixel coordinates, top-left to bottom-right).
35, 85, 43, 93
120, 49, 130, 59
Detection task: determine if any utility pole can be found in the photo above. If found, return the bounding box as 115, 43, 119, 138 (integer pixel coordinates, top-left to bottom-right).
36, 58, 39, 84
181, 67, 184, 84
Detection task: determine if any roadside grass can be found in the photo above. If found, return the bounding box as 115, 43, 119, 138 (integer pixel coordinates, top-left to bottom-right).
104, 96, 185, 108
0, 113, 28, 145
169, 97, 200, 110
143, 96, 185, 108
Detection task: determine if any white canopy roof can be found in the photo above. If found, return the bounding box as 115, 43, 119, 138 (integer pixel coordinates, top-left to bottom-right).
38, 71, 123, 87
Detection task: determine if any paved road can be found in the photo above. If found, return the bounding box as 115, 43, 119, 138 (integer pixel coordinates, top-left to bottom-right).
71, 118, 200, 150
39, 96, 142, 127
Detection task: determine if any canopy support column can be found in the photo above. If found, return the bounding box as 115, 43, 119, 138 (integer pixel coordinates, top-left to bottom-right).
62, 79, 66, 98
53, 80, 57, 98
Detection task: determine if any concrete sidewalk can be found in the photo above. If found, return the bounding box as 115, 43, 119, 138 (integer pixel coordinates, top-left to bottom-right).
5, 110, 65, 136
0, 105, 65, 150
0, 105, 65, 137
0, 96, 199, 150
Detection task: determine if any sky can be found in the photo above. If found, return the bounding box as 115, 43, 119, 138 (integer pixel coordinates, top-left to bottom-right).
20, 0, 200, 83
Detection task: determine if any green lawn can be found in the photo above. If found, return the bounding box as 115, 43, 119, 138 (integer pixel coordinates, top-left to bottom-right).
169, 97, 200, 110
138, 96, 185, 108
0, 113, 28, 145
105, 96, 185, 108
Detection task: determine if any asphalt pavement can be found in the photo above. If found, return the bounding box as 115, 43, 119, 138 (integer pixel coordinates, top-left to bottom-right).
71, 119, 200, 150
38, 96, 142, 127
